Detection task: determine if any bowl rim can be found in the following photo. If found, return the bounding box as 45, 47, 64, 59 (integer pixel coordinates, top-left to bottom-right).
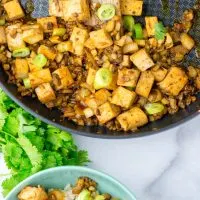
5, 166, 137, 200
1, 83, 199, 139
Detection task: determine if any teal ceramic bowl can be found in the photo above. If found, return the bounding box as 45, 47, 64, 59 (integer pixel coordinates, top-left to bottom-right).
5, 166, 136, 200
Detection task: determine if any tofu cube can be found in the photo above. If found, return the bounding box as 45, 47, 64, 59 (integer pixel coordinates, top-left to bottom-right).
70, 27, 89, 55
61, 0, 90, 21
111, 87, 137, 109
83, 107, 94, 118
38, 45, 56, 60
151, 67, 168, 82
121, 0, 143, 16
22, 24, 44, 44
117, 107, 148, 131
35, 83, 56, 103
49, 0, 63, 17
136, 70, 155, 98
90, 29, 113, 49
130, 49, 154, 71
95, 89, 111, 105
117, 68, 140, 87
27, 58, 39, 72
6, 23, 26, 51
158, 66, 188, 96
4, 0, 25, 20
15, 59, 29, 79
145, 17, 158, 36
29, 69, 52, 88
86, 68, 97, 86
52, 66, 74, 90
84, 97, 98, 111
106, 72, 118, 90
37, 17, 57, 33
0, 27, 6, 44
96, 102, 120, 124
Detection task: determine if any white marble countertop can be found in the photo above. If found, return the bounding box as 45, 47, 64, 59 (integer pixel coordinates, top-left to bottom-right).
1, 114, 200, 200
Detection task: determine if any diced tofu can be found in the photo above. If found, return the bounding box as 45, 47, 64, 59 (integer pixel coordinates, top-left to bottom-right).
61, 0, 90, 21
165, 33, 173, 49
29, 69, 52, 88
136, 70, 154, 98
84, 97, 98, 111
15, 59, 29, 79
37, 16, 57, 33
6, 23, 26, 51
111, 86, 137, 109
135, 39, 146, 47
86, 68, 97, 85
0, 27, 6, 44
83, 107, 94, 118
121, 0, 143, 16
90, 29, 113, 49
145, 17, 158, 36
96, 102, 120, 124
106, 72, 118, 90
117, 107, 148, 131
158, 66, 188, 96
130, 49, 154, 71
117, 68, 140, 87
38, 45, 56, 60
35, 83, 56, 103
22, 24, 44, 44
4, 0, 24, 20
84, 38, 95, 50
180, 33, 195, 51
70, 27, 89, 55
52, 66, 74, 90
49, 0, 63, 17
27, 58, 39, 72
195, 75, 200, 90
95, 89, 111, 105
151, 67, 168, 82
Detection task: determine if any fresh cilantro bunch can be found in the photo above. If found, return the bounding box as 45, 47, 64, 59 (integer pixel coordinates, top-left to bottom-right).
155, 22, 167, 40
0, 89, 89, 196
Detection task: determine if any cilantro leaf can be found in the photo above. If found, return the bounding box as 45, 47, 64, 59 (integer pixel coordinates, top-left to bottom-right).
155, 22, 167, 40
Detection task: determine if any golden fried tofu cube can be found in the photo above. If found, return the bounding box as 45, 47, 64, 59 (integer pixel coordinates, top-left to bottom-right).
4, 0, 25, 20
84, 38, 95, 50
86, 68, 97, 85
22, 24, 44, 44
0, 27, 6, 44
117, 107, 148, 131
151, 67, 168, 82
35, 83, 56, 103
106, 72, 118, 90
27, 58, 39, 72
61, 0, 90, 21
195, 75, 200, 90
117, 68, 140, 87
6, 23, 26, 51
52, 66, 74, 90
145, 16, 158, 36
111, 86, 137, 109
38, 45, 56, 60
84, 97, 98, 111
158, 66, 188, 96
15, 59, 29, 79
83, 107, 94, 118
49, 0, 63, 17
70, 27, 89, 55
37, 16, 57, 33
130, 49, 154, 71
90, 29, 113, 49
121, 0, 143, 16
95, 89, 111, 105
29, 69, 52, 88
96, 102, 120, 124
136, 70, 154, 98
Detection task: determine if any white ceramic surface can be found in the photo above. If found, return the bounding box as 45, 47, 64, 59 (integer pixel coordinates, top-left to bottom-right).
1, 114, 200, 200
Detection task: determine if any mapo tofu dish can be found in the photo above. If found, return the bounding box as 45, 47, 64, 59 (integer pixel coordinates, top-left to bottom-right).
0, 0, 199, 131
18, 177, 119, 200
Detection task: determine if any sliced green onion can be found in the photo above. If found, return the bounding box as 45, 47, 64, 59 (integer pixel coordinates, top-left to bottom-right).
97, 4, 116, 21
77, 189, 91, 200
32, 54, 47, 68
23, 78, 31, 89
12, 47, 30, 58
123, 16, 135, 32
52, 28, 66, 36
134, 23, 143, 39
144, 103, 165, 115
94, 195, 105, 200
94, 68, 113, 90
0, 18, 5, 26
126, 86, 135, 91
